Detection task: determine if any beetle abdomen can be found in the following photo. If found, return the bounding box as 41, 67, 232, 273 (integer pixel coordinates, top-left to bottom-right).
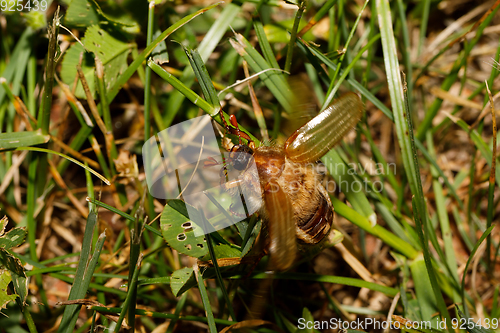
277, 158, 334, 245
295, 188, 333, 245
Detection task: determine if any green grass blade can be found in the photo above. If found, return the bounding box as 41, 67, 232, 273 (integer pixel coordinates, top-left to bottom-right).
377, 0, 452, 328
148, 60, 213, 113
250, 271, 399, 297
0, 29, 33, 107
5, 146, 110, 185
144, 0, 156, 219
38, 10, 59, 136
184, 48, 220, 113
57, 211, 102, 333
254, 20, 280, 70
322, 149, 377, 225
0, 130, 49, 149
230, 33, 292, 113
200, 211, 236, 321
460, 225, 495, 318
416, 4, 500, 142
284, 2, 305, 73
106, 2, 222, 103
322, 0, 369, 109
426, 132, 460, 290
114, 254, 143, 332
331, 197, 418, 259
194, 264, 217, 333
163, 2, 241, 125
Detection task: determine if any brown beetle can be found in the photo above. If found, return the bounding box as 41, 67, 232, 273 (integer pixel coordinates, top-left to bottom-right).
212, 92, 363, 270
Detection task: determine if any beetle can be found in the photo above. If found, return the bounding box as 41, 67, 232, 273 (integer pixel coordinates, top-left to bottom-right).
215, 92, 363, 270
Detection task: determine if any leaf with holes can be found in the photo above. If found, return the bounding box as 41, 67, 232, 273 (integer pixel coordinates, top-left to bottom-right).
161, 200, 208, 258
0, 227, 26, 250
170, 267, 196, 297
0, 216, 27, 305
60, 25, 132, 99
0, 215, 26, 250
0, 249, 27, 305
0, 269, 17, 312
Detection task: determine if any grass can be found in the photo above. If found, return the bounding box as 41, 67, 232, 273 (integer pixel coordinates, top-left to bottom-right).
0, 0, 499, 332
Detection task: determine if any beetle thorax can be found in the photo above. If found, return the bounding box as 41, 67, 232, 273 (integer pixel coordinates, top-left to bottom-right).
253, 146, 286, 185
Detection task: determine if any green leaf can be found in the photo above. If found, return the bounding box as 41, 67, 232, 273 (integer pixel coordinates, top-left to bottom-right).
0, 217, 7, 236
199, 244, 241, 262
151, 29, 169, 65
83, 25, 132, 87
89, 0, 140, 32
184, 48, 220, 113
60, 43, 96, 99
240, 218, 262, 258
0, 270, 17, 312
64, 0, 99, 28
0, 249, 27, 306
263, 20, 315, 44
160, 200, 208, 258
0, 227, 26, 249
297, 307, 314, 333
60, 25, 132, 99
57, 212, 105, 333
230, 33, 292, 113
170, 267, 196, 297
322, 149, 377, 226
23, 11, 47, 30
0, 130, 50, 149
107, 2, 221, 103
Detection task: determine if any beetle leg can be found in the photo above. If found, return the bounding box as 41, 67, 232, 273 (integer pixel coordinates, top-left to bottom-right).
219, 110, 255, 147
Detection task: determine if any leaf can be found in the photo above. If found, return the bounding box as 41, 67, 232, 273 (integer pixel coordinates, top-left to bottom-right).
0, 270, 17, 312
0, 130, 50, 149
184, 48, 220, 113
230, 33, 292, 113
23, 11, 47, 30
151, 29, 169, 65
60, 25, 132, 99
0, 216, 7, 237
170, 267, 196, 297
83, 25, 132, 90
296, 307, 314, 333
0, 250, 27, 305
64, 0, 99, 28
199, 244, 241, 262
60, 43, 96, 99
0, 215, 27, 249
160, 200, 208, 258
0, 217, 28, 305
239, 218, 262, 258
89, 0, 140, 32
0, 227, 26, 249
263, 20, 315, 43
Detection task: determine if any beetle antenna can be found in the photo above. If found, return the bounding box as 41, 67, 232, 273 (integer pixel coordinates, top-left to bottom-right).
221, 154, 229, 183
219, 109, 230, 131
